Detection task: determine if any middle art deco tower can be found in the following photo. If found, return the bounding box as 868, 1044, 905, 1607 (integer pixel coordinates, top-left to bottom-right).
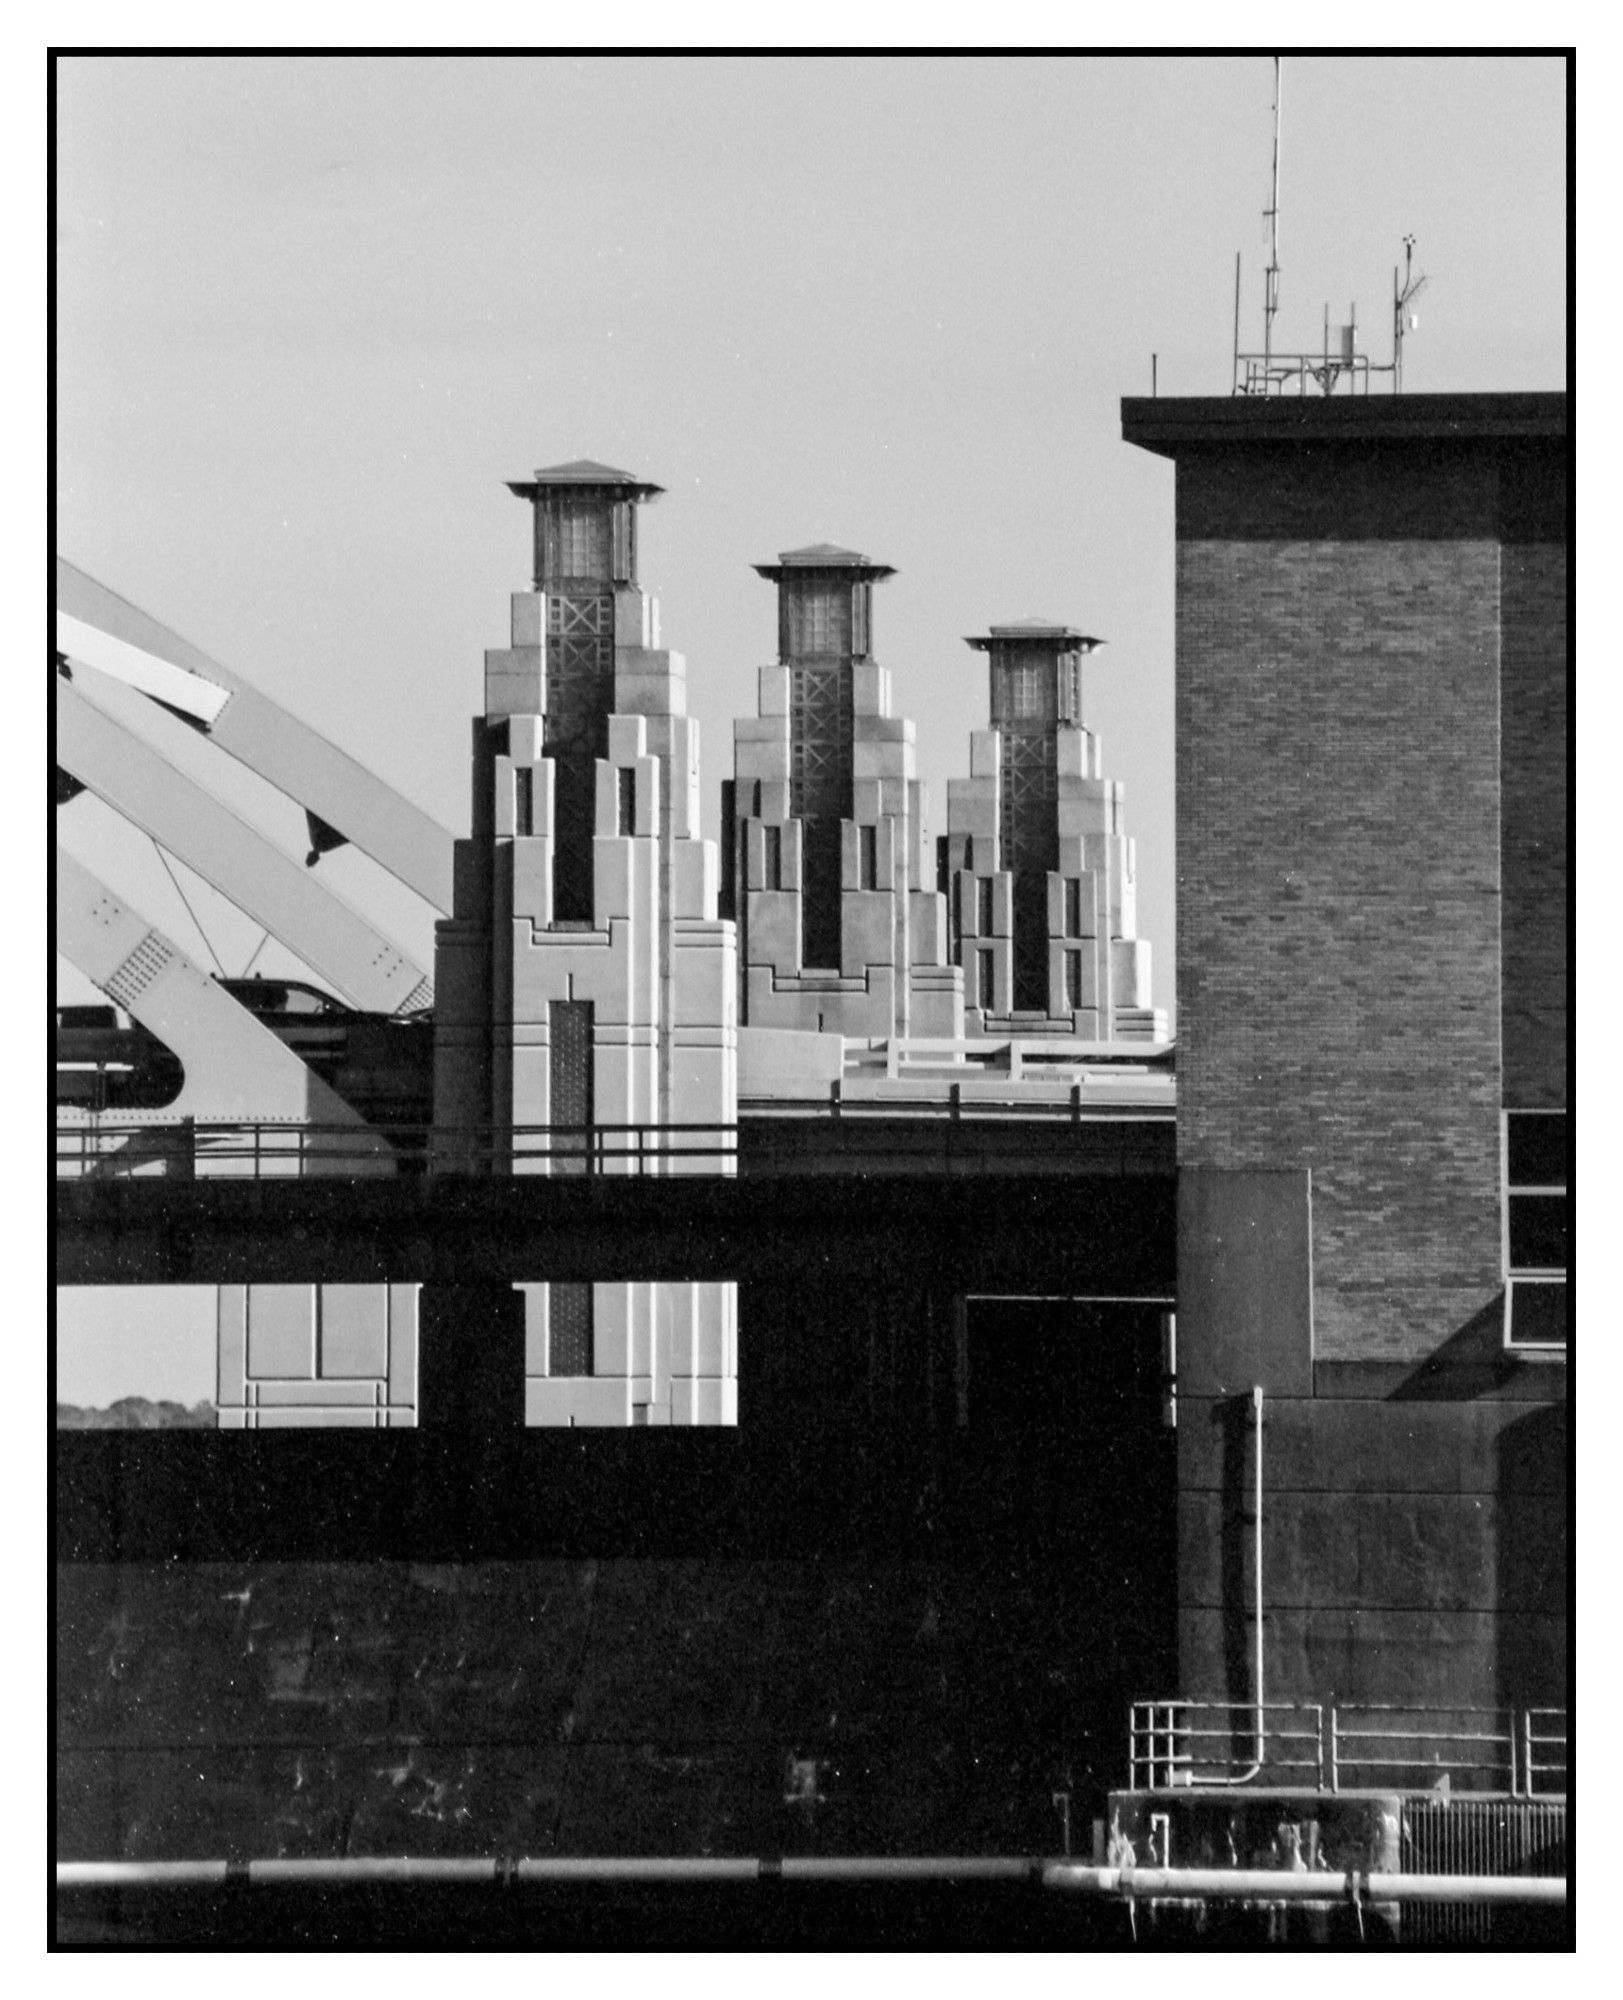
724, 545, 961, 1041
433, 461, 738, 1426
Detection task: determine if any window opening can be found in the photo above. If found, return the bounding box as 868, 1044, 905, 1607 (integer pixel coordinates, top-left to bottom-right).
1504, 1109, 1569, 1352
977, 949, 996, 1013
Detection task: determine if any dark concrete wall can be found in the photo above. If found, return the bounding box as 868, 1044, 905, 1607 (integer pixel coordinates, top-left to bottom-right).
1176, 1169, 1312, 1395
57, 1300, 1179, 1865
1176, 1389, 1567, 1710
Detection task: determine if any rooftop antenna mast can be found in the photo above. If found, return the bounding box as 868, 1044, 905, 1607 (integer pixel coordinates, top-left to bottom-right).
1392, 233, 1430, 393
1263, 56, 1282, 375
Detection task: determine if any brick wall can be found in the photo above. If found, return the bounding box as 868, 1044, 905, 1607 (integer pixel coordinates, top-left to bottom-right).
1500, 445, 1568, 1108
1175, 450, 1505, 1362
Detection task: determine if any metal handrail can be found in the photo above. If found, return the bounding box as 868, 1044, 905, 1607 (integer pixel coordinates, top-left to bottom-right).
1129, 1701, 1323, 1791
54, 1120, 741, 1181
54, 1103, 1172, 1181
1130, 1700, 1569, 1799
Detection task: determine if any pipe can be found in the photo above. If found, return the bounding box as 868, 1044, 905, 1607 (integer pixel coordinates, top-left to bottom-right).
1044, 1865, 1566, 1908
1199, 1384, 1265, 1784
55, 1857, 1566, 1907
1255, 1380, 1264, 1727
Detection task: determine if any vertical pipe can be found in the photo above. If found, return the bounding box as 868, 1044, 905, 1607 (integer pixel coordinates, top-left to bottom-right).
1253, 1383, 1265, 1757
1197, 1386, 1266, 1787
1233, 251, 1242, 391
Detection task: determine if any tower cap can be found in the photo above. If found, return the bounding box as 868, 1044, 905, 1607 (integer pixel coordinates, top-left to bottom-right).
753, 543, 896, 583
964, 620, 1106, 652
507, 459, 665, 503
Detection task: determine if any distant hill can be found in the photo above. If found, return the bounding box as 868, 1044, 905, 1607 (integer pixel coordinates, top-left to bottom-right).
56, 1397, 216, 1430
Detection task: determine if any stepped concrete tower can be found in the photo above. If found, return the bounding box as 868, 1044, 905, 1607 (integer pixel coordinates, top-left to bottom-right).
724, 545, 960, 1040
433, 461, 738, 1425
946, 620, 1164, 1040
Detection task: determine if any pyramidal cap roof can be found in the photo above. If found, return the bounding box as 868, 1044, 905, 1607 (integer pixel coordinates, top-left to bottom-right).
965, 620, 1106, 651
506, 459, 665, 500
752, 543, 896, 580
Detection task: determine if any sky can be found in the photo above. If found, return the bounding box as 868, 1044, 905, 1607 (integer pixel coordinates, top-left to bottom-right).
53, 54, 1569, 1406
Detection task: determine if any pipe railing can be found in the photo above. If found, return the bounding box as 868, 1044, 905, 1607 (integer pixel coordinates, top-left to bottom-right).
54, 1855, 1567, 1908
1130, 1701, 1324, 1792
1131, 1701, 1569, 1799
53, 1120, 741, 1181
54, 1102, 1171, 1182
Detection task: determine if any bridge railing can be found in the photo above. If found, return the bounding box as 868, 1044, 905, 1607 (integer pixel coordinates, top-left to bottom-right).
53, 1120, 739, 1181
1130, 1700, 1569, 1798
56, 1095, 1174, 1181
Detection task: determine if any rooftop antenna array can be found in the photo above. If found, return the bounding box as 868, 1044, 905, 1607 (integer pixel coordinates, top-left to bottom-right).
1263, 56, 1282, 379
1230, 57, 1429, 397
1392, 234, 1430, 393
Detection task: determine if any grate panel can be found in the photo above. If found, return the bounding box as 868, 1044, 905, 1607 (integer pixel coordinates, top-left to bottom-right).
1401, 1798, 1567, 1944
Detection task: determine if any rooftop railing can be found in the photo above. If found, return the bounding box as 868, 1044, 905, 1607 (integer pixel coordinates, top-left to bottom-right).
55, 1095, 1173, 1181
1130, 1700, 1568, 1799
53, 1120, 737, 1181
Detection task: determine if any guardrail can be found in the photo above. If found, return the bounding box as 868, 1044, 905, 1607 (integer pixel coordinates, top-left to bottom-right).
741, 1080, 1172, 1120
55, 1099, 1173, 1181
53, 1120, 738, 1181
1130, 1701, 1568, 1799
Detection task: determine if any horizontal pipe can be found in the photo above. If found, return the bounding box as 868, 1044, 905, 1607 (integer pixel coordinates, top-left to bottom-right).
515, 1859, 759, 1884
252, 1858, 498, 1884
1043, 1865, 1567, 1906
59, 1861, 232, 1888
57, 1857, 1566, 1906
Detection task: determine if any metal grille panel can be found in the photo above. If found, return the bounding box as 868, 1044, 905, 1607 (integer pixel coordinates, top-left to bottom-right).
999, 734, 1057, 1011
545, 593, 614, 921
548, 1284, 592, 1378
790, 661, 853, 970
104, 933, 177, 1010
548, 1000, 593, 1176
1401, 1799, 1567, 1944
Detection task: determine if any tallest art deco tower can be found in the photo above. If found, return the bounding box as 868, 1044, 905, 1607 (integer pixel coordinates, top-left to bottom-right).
432, 461, 738, 1427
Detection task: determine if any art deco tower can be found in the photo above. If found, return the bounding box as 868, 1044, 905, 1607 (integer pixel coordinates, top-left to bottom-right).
433, 461, 738, 1425
725, 545, 959, 1040
945, 620, 1164, 1040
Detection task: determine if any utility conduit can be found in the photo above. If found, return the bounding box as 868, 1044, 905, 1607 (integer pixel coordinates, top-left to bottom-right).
56, 1857, 1566, 1905
1199, 1382, 1266, 1785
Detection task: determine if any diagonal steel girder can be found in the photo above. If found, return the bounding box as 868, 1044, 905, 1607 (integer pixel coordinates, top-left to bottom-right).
55, 556, 455, 915
58, 667, 431, 1013
55, 849, 387, 1156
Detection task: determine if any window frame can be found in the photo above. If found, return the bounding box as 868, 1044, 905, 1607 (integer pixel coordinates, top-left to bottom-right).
1501, 1108, 1568, 1356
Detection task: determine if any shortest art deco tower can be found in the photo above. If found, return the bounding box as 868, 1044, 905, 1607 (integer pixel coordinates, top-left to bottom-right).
724, 545, 960, 1041
433, 460, 738, 1427
945, 620, 1165, 1041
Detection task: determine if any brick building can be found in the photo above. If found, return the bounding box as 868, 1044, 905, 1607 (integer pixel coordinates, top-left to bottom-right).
1119, 392, 1568, 1714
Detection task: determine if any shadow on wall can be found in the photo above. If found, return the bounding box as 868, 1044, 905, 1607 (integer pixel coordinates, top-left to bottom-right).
1215, 1394, 1257, 1762
1387, 1296, 1516, 1402
1494, 1402, 1568, 1714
